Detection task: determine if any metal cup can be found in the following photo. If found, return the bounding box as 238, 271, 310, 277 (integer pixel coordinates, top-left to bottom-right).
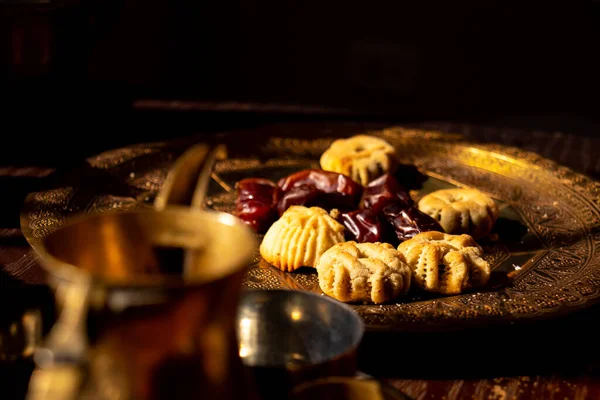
27, 144, 258, 400
236, 289, 365, 399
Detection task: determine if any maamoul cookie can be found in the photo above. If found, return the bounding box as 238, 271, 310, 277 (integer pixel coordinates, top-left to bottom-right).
417, 188, 499, 239
316, 241, 411, 304
260, 206, 345, 272
320, 135, 398, 186
397, 231, 490, 295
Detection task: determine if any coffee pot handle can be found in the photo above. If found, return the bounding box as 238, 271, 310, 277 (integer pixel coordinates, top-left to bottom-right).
154, 143, 227, 210
26, 279, 91, 400
153, 143, 227, 278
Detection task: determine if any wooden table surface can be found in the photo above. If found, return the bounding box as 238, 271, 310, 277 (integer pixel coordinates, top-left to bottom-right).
1, 120, 599, 399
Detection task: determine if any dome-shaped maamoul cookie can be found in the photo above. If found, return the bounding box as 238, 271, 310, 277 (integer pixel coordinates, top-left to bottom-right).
260, 206, 345, 272
320, 135, 398, 186
417, 188, 499, 239
397, 231, 490, 295
316, 241, 411, 304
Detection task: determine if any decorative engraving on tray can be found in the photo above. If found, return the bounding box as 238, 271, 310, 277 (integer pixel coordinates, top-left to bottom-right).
128, 168, 169, 193
85, 195, 142, 215
26, 188, 73, 238
87, 144, 166, 169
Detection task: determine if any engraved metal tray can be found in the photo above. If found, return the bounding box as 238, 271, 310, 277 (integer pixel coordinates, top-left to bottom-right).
20, 126, 600, 332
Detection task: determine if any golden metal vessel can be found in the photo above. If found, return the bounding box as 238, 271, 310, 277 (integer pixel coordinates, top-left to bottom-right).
26, 144, 258, 400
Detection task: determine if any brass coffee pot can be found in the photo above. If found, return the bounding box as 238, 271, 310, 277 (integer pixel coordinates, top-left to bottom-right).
27, 144, 258, 400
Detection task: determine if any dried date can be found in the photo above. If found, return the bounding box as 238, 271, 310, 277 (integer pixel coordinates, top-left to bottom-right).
382, 203, 443, 243
338, 209, 386, 243
276, 185, 321, 216
235, 178, 281, 233
361, 173, 413, 214
276, 169, 362, 214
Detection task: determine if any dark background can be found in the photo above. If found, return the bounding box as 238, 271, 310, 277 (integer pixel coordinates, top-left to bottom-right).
1, 3, 600, 398
1, 0, 599, 166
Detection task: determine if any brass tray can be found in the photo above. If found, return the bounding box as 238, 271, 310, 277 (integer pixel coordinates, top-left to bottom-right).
20, 126, 600, 332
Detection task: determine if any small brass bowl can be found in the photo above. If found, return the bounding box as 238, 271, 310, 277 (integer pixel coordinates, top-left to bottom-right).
236, 289, 364, 399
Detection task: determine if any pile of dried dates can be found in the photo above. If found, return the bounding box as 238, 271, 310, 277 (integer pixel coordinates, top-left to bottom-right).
235, 169, 442, 246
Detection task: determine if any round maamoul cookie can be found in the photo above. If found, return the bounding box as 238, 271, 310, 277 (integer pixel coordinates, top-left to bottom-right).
319, 135, 398, 186
397, 231, 490, 295
260, 206, 345, 272
417, 188, 499, 239
316, 241, 411, 304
